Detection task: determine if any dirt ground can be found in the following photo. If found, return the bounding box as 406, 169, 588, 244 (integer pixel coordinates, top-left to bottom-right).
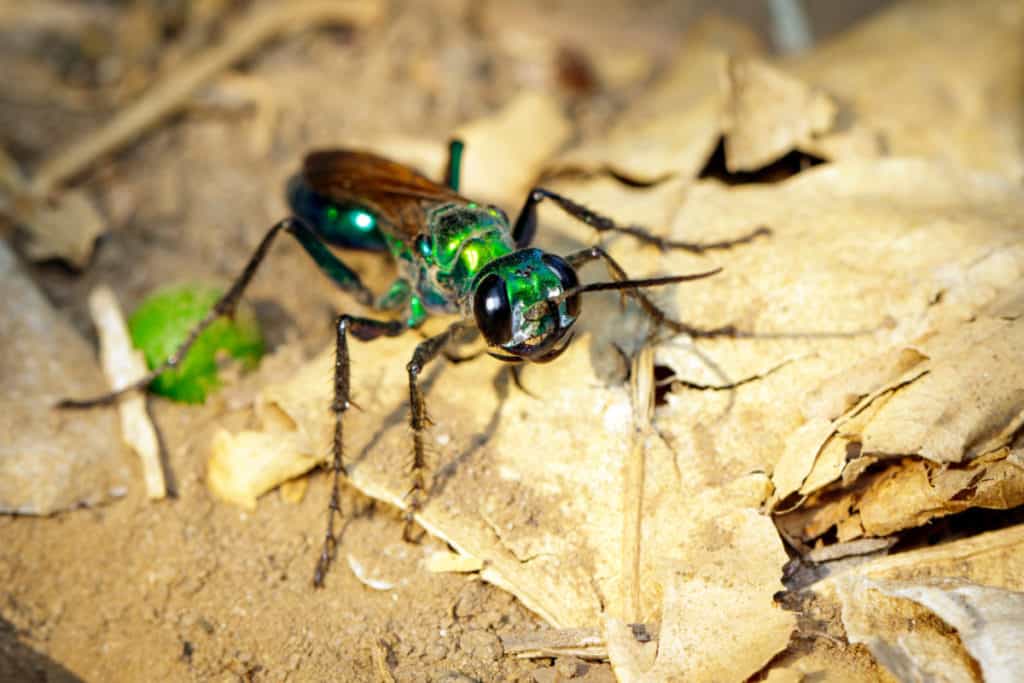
1, 2, 893, 681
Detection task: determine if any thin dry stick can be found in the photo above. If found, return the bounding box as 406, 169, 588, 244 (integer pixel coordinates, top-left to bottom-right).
371, 639, 397, 683
89, 285, 165, 499
29, 0, 382, 197
621, 346, 654, 623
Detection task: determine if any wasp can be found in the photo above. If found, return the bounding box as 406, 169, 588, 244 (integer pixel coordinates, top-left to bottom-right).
60, 140, 768, 585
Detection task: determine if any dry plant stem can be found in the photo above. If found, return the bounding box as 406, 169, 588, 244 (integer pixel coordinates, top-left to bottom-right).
28, 0, 382, 197
372, 640, 397, 683
88, 286, 165, 499
501, 628, 612, 661
621, 346, 654, 623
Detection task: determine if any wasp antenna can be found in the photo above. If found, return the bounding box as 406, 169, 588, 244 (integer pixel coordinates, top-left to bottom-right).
556, 267, 723, 303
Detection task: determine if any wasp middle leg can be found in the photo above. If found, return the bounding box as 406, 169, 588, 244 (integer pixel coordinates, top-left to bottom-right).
403, 321, 470, 542
314, 314, 407, 587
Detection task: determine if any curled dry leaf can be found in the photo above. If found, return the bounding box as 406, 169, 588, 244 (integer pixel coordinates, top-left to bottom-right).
815, 525, 1024, 683
0, 145, 105, 268
454, 91, 571, 205
352, 91, 571, 209
774, 314, 1024, 545
721, 57, 880, 172
207, 429, 319, 510
576, 160, 1024, 549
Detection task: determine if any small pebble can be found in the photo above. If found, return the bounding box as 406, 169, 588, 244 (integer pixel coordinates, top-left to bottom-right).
434, 673, 478, 683
555, 656, 585, 678
458, 629, 503, 662
423, 641, 449, 663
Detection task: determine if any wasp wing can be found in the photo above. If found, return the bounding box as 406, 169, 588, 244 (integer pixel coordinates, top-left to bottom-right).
301, 149, 464, 240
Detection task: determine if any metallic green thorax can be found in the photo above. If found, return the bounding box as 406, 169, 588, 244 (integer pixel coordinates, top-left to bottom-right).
385, 202, 515, 324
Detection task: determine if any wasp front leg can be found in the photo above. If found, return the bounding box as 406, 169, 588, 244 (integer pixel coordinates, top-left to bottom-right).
512, 187, 770, 252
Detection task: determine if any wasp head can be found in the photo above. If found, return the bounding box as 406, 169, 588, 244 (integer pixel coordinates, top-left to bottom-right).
470, 249, 580, 363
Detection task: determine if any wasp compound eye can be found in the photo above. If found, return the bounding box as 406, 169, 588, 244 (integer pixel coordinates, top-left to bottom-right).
473, 273, 513, 346
542, 254, 581, 318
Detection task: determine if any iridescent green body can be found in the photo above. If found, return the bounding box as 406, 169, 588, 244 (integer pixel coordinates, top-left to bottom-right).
288, 182, 578, 336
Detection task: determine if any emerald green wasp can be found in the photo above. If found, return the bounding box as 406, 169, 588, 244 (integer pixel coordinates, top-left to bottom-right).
61, 139, 768, 586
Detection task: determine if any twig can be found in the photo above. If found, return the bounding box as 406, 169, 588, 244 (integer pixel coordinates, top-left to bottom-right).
621, 346, 654, 623
372, 639, 397, 683
29, 0, 382, 197
88, 285, 165, 499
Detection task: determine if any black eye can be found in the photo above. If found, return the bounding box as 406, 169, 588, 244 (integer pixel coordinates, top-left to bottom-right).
542, 255, 581, 319
473, 273, 513, 345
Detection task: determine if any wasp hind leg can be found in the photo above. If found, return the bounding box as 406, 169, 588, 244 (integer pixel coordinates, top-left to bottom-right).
57, 217, 374, 408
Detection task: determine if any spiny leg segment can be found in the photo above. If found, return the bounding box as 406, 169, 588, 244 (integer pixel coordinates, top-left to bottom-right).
403, 321, 469, 542
512, 186, 770, 252
315, 314, 406, 587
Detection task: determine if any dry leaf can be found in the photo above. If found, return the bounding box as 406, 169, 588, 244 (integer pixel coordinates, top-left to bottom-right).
791, 0, 1024, 181
207, 429, 319, 510
425, 551, 483, 574
606, 510, 794, 683
358, 91, 571, 209
722, 57, 846, 172
201, 18, 1024, 673
553, 15, 763, 182
874, 579, 1024, 683
815, 525, 1024, 683
554, 3, 1023, 183
455, 91, 571, 205
834, 575, 981, 683
208, 158, 1023, 680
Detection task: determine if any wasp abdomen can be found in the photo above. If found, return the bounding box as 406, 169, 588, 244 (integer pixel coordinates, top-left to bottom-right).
286, 175, 388, 251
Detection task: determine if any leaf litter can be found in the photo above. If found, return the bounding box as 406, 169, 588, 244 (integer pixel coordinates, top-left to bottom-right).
9, 1, 1024, 680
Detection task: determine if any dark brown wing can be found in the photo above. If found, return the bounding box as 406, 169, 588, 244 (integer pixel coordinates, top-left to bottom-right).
302, 149, 464, 240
